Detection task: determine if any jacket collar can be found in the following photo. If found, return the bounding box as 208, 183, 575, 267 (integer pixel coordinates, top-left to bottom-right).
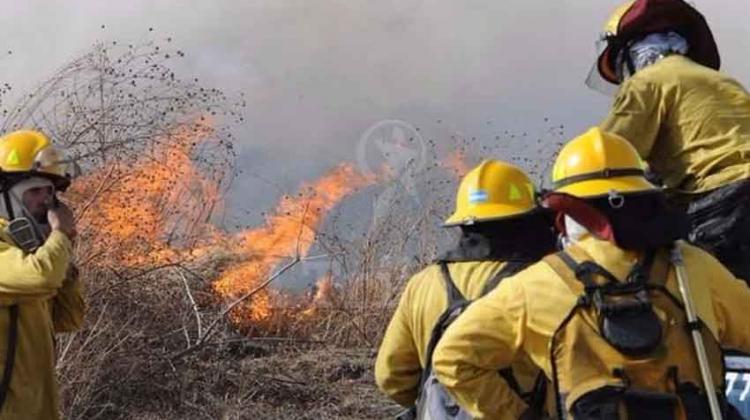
568, 236, 642, 282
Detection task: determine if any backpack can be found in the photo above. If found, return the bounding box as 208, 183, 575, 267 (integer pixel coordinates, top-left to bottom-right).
544, 247, 740, 420
413, 260, 545, 420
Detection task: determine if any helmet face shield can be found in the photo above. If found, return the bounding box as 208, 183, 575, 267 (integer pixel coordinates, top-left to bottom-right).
585, 35, 621, 96
585, 61, 620, 96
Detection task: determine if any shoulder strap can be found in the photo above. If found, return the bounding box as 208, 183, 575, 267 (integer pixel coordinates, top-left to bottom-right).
647, 249, 670, 288
0, 305, 19, 411
499, 368, 524, 396
543, 250, 593, 295
546, 247, 658, 296
480, 261, 530, 296
438, 261, 465, 304
418, 263, 470, 390
526, 371, 549, 418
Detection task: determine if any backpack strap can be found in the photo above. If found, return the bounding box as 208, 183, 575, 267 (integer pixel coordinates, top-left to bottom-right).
646, 249, 670, 288
545, 247, 662, 419
438, 261, 465, 304
525, 370, 550, 418
418, 262, 470, 389
418, 261, 528, 392
499, 368, 524, 396
480, 261, 530, 296
0, 305, 19, 411
543, 248, 592, 295
546, 247, 658, 297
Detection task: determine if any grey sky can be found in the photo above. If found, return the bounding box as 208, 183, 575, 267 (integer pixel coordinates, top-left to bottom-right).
0, 0, 749, 224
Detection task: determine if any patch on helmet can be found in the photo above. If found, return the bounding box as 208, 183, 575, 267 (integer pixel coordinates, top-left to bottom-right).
468, 189, 488, 204
6, 149, 19, 166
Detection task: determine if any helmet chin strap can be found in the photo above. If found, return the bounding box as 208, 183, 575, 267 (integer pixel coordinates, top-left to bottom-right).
1, 189, 14, 220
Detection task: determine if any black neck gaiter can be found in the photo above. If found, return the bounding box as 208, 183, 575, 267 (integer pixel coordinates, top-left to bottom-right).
439, 211, 558, 263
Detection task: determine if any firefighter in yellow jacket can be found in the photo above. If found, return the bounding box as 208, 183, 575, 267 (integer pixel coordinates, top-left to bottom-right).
586, 0, 750, 281
432, 128, 750, 419
0, 130, 84, 420
375, 160, 557, 419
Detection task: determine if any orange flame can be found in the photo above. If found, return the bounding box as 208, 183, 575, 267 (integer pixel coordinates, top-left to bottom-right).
71, 119, 375, 330
212, 164, 374, 323
70, 120, 221, 267
301, 273, 336, 317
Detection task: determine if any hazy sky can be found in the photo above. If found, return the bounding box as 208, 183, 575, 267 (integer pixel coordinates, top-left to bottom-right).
1, 0, 749, 223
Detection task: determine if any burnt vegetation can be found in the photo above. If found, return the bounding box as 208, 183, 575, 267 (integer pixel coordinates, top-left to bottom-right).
0, 33, 565, 419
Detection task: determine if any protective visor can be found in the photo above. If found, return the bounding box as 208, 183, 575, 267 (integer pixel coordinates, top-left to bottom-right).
584, 35, 622, 96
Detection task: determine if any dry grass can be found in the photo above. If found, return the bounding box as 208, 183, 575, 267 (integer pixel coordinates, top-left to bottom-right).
0, 34, 567, 420
47, 127, 563, 419
52, 168, 445, 419
54, 246, 414, 420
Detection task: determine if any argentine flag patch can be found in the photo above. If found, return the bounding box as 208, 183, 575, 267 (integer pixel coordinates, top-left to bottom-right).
468, 189, 489, 204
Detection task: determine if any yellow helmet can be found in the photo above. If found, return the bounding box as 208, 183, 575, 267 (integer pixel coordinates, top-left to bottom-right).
444, 160, 537, 226
552, 127, 656, 198
0, 130, 70, 190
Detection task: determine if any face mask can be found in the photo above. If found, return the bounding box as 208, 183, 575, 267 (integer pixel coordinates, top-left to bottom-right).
616, 32, 689, 80
563, 215, 591, 248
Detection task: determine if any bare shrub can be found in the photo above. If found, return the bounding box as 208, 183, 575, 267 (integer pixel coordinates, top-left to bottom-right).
0, 33, 566, 419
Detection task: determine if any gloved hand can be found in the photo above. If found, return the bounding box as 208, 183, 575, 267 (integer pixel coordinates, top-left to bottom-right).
48, 201, 76, 239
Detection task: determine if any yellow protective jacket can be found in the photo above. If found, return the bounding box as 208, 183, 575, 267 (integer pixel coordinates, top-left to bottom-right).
432, 237, 750, 419
0, 220, 85, 420
375, 261, 541, 418
600, 55, 750, 196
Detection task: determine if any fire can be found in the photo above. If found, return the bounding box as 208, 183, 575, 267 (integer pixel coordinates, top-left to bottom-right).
212, 164, 375, 324
69, 118, 385, 331
442, 149, 471, 177
301, 273, 336, 317
69, 120, 221, 267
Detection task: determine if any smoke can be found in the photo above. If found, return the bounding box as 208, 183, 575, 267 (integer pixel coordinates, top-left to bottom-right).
0, 0, 748, 223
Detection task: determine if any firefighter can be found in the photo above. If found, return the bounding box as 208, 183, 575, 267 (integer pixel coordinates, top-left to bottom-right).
375, 160, 556, 419
587, 0, 750, 281
432, 128, 750, 419
0, 130, 85, 420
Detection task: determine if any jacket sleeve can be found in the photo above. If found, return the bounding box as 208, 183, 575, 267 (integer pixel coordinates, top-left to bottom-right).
432, 276, 528, 420
600, 78, 664, 159
707, 258, 750, 352
51, 264, 86, 332
0, 230, 72, 295
374, 279, 421, 407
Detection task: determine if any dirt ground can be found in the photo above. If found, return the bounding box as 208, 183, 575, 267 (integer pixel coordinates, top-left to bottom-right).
227, 346, 397, 420
99, 342, 398, 420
